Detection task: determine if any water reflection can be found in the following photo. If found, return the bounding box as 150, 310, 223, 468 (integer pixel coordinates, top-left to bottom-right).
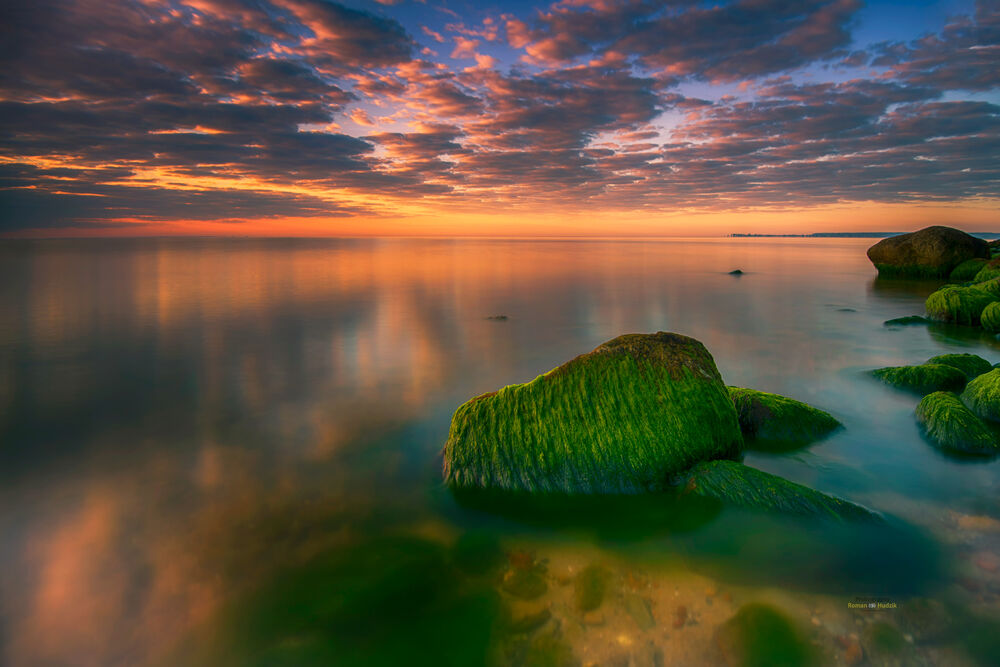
1, 238, 999, 666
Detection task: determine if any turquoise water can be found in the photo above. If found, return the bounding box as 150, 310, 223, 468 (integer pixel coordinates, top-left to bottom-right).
1, 238, 998, 665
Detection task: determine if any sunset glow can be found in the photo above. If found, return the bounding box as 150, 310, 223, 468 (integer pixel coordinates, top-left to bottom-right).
2, 0, 998, 236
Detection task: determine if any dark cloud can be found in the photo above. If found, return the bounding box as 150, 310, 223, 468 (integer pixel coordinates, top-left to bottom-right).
0, 0, 996, 230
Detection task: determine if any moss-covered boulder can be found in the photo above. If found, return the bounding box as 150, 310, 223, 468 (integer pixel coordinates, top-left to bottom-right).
678, 460, 881, 522
715, 603, 818, 667
728, 387, 841, 451
915, 391, 999, 455
443, 332, 743, 494
950, 258, 990, 281
981, 302, 1000, 333
871, 364, 968, 395
973, 258, 1000, 283
925, 284, 998, 325
925, 353, 993, 380
867, 226, 989, 278
961, 368, 1000, 423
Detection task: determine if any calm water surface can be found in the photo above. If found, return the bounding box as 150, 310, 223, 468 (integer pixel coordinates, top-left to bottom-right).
1, 238, 999, 666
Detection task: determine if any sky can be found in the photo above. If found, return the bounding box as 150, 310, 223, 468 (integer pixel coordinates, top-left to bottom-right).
0, 0, 997, 237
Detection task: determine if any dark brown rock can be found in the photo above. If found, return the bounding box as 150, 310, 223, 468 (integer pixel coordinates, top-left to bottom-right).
867, 226, 989, 278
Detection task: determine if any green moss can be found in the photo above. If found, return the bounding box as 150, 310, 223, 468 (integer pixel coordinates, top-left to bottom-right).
728, 387, 841, 451
574, 564, 611, 612
961, 368, 1000, 423
715, 603, 817, 667
443, 332, 743, 494
915, 391, 999, 454
871, 364, 968, 395
678, 460, 881, 522
972, 259, 1000, 283
982, 302, 1000, 333
925, 285, 998, 325
925, 353, 993, 380
950, 258, 990, 281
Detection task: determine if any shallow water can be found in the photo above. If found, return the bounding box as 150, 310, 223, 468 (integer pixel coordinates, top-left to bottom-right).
1, 237, 999, 666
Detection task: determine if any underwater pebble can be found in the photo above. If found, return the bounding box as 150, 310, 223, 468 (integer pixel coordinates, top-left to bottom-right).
672, 605, 688, 629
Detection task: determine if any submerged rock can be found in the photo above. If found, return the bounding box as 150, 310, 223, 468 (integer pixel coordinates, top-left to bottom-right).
867, 226, 989, 278
950, 257, 990, 281
715, 603, 818, 667
574, 564, 611, 612
883, 315, 930, 326
925, 353, 993, 380
871, 364, 968, 395
915, 391, 999, 455
728, 387, 841, 451
678, 460, 881, 522
925, 284, 997, 325
502, 568, 548, 600
981, 302, 1000, 333
961, 368, 1000, 423
623, 593, 656, 630
443, 332, 743, 494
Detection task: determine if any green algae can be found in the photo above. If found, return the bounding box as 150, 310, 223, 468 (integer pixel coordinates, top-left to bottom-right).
981, 302, 1000, 333
873, 263, 953, 279
950, 258, 990, 281
444, 332, 743, 494
925, 284, 998, 325
728, 387, 841, 451
915, 391, 999, 455
925, 353, 993, 380
678, 460, 881, 522
574, 564, 611, 612
170, 536, 502, 667
972, 258, 1000, 283
871, 363, 968, 395
961, 368, 1000, 423
863, 621, 908, 663
715, 603, 817, 667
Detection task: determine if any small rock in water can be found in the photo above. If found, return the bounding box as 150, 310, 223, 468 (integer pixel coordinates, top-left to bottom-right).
728, 269, 744, 275
502, 568, 548, 599
837, 308, 857, 312
883, 315, 930, 326
583, 611, 605, 626
486, 314, 508, 321
672, 605, 688, 629
509, 607, 552, 634
624, 594, 656, 630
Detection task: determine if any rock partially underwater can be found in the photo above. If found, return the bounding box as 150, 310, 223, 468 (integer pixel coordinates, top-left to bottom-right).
915, 392, 999, 455
443, 332, 743, 494
961, 368, 1000, 423
728, 387, 841, 451
871, 363, 968, 395
925, 284, 997, 325
867, 226, 989, 278
926, 353, 993, 380
679, 460, 881, 523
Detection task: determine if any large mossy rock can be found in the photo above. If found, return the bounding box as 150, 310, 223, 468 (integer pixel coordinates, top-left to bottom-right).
925, 353, 993, 380
950, 258, 990, 281
678, 460, 881, 522
925, 284, 997, 325
728, 387, 841, 451
443, 332, 743, 494
871, 364, 968, 395
961, 368, 1000, 423
715, 603, 818, 667
867, 226, 989, 278
915, 392, 999, 455
981, 302, 1000, 333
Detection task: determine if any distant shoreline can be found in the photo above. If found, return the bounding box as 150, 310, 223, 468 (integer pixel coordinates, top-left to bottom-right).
729, 232, 1000, 239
